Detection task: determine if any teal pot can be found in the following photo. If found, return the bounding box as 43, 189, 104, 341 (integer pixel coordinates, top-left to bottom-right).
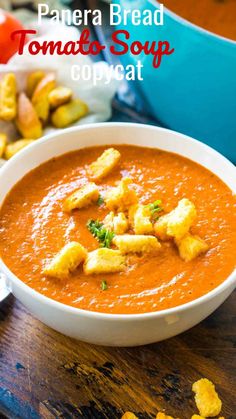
113, 0, 236, 161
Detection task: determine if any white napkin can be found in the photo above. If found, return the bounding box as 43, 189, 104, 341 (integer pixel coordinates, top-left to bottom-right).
0, 10, 118, 143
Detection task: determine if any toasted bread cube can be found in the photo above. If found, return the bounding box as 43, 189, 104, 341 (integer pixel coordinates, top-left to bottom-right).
167, 199, 197, 239
103, 211, 129, 235
103, 211, 114, 231
32, 72, 56, 122
88, 148, 121, 181
129, 204, 153, 235
51, 98, 88, 128
156, 413, 175, 419
84, 248, 126, 275
105, 178, 138, 212
49, 86, 72, 108
0, 73, 17, 121
176, 233, 209, 262
192, 378, 222, 417
43, 242, 87, 280
154, 213, 171, 240
0, 133, 7, 158
113, 212, 129, 234
191, 416, 205, 419
113, 234, 161, 254
154, 199, 196, 241
4, 139, 35, 160
26, 71, 45, 98
122, 413, 138, 419
16, 93, 42, 139
63, 182, 99, 212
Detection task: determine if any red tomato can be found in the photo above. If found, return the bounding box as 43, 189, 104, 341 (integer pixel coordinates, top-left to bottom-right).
0, 9, 25, 63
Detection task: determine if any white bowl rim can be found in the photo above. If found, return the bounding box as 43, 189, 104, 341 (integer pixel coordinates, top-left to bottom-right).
0, 122, 235, 321
151, 0, 236, 45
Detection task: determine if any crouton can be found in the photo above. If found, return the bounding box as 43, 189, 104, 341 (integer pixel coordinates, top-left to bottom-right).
4, 139, 35, 160
192, 378, 222, 417
122, 413, 138, 419
88, 148, 121, 181
129, 204, 153, 235
154, 212, 171, 240
51, 98, 88, 128
26, 71, 45, 98
0, 133, 7, 158
113, 212, 129, 234
191, 416, 205, 419
49, 86, 72, 108
176, 233, 209, 262
154, 198, 197, 240
63, 182, 99, 212
0, 73, 17, 121
156, 413, 175, 419
105, 178, 138, 212
16, 93, 42, 139
103, 211, 129, 235
113, 234, 161, 254
43, 242, 87, 280
84, 248, 126, 275
32, 72, 56, 122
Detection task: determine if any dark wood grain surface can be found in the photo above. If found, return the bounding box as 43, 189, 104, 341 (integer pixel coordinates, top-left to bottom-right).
0, 290, 235, 419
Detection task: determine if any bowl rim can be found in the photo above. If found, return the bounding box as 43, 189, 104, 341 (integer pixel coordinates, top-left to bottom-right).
0, 122, 235, 320
152, 0, 236, 45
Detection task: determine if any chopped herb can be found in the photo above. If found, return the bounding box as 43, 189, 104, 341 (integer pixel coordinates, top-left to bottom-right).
101, 280, 108, 291
87, 219, 115, 248
97, 195, 104, 206
149, 200, 163, 220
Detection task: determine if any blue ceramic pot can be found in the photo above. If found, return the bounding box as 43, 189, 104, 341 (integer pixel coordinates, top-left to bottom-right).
113, 0, 236, 161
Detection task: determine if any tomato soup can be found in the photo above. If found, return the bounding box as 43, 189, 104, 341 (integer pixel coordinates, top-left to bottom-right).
0, 145, 235, 314
164, 0, 236, 40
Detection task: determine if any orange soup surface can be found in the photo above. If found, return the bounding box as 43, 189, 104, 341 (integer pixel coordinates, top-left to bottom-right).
164, 0, 236, 40
0, 145, 235, 314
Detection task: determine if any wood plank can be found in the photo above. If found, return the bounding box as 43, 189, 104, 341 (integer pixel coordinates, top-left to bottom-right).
0, 292, 235, 418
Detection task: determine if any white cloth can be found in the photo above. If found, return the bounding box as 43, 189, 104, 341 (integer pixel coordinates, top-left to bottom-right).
0, 11, 118, 144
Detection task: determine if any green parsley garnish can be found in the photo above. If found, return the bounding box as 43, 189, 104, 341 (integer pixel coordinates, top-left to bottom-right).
101, 280, 108, 291
97, 195, 104, 206
149, 200, 163, 220
87, 219, 115, 248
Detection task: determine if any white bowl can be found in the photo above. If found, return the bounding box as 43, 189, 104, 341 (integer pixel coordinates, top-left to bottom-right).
0, 123, 235, 347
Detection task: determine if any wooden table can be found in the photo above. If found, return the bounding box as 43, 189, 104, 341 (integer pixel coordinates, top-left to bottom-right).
0, 290, 235, 419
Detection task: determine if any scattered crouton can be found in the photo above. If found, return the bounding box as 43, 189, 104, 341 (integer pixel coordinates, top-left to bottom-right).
43, 241, 87, 280
49, 86, 72, 108
121, 413, 138, 419
51, 98, 88, 128
63, 182, 99, 212
88, 148, 121, 181
154, 198, 197, 240
176, 233, 209, 262
84, 248, 126, 275
32, 72, 56, 122
113, 234, 161, 254
16, 92, 42, 139
4, 139, 35, 160
103, 211, 129, 235
129, 204, 153, 235
0, 73, 17, 121
192, 378, 222, 417
0, 133, 7, 158
156, 413, 175, 419
26, 71, 45, 98
105, 178, 138, 212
